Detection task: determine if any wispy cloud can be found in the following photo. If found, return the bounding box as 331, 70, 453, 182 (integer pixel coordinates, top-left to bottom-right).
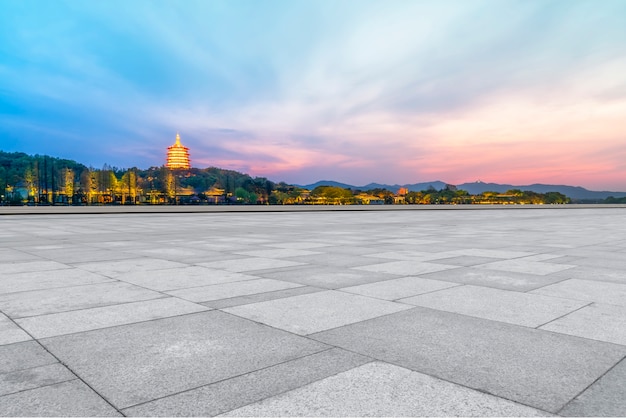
1, 0, 625, 189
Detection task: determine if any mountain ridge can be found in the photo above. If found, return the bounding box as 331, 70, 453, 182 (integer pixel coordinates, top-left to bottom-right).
298, 180, 626, 201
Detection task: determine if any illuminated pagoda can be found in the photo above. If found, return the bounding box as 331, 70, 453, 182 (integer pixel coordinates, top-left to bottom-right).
166, 133, 191, 169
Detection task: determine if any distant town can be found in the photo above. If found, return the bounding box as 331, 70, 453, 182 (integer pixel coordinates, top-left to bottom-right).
1, 135, 624, 206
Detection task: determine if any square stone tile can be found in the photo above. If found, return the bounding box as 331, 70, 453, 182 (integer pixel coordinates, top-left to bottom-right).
166, 279, 303, 302
221, 362, 546, 417
41, 311, 328, 409
363, 250, 443, 261
354, 260, 459, 276
0, 363, 75, 396
234, 249, 322, 258
128, 247, 218, 262
264, 242, 332, 250
450, 249, 536, 259
203, 286, 324, 309
399, 285, 588, 327
223, 290, 412, 335
287, 253, 383, 268
124, 348, 370, 417
0, 248, 40, 262
420, 267, 567, 291
477, 259, 574, 275
75, 258, 188, 277
0, 260, 70, 274
380, 238, 440, 245
549, 265, 626, 285
16, 297, 209, 339
257, 265, 401, 289
198, 257, 305, 272
0, 379, 121, 416
429, 255, 504, 266
560, 358, 626, 416
0, 269, 114, 295
312, 245, 383, 256
31, 249, 137, 264
531, 279, 626, 306
0, 313, 31, 346
0, 282, 165, 318
340, 276, 460, 300
540, 303, 626, 345
0, 341, 57, 374
117, 266, 258, 291
310, 306, 626, 413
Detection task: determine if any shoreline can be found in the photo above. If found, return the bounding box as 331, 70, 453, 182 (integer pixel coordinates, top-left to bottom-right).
1, 203, 625, 216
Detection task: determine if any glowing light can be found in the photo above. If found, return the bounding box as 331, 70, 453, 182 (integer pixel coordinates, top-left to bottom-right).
166, 133, 191, 169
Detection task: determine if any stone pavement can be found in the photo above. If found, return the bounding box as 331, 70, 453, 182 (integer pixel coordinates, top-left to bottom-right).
0, 207, 625, 416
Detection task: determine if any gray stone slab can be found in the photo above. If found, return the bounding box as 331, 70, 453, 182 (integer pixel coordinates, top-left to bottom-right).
264, 242, 333, 250
128, 247, 222, 263
75, 257, 188, 277
41, 311, 329, 409
16, 297, 209, 339
531, 279, 626, 306
399, 285, 588, 327
540, 303, 626, 345
0, 379, 121, 416
560, 358, 626, 416
117, 266, 259, 291
124, 348, 370, 416
0, 248, 40, 262
198, 257, 305, 272
0, 363, 75, 396
0, 341, 57, 374
431, 255, 508, 266
0, 313, 31, 345
0, 260, 70, 274
476, 259, 575, 275
450, 248, 537, 259
234, 248, 322, 258
340, 276, 461, 300
202, 286, 324, 309
166, 278, 303, 302
310, 306, 626, 413
354, 260, 459, 275
223, 290, 412, 335
27, 248, 137, 264
286, 253, 383, 268
0, 268, 114, 295
0, 282, 165, 318
221, 362, 547, 417
256, 265, 399, 289
363, 250, 444, 261
256, 265, 401, 289
312, 245, 383, 256
421, 267, 568, 292
549, 265, 626, 285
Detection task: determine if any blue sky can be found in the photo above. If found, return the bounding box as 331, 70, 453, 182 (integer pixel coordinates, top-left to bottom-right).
1, 0, 625, 190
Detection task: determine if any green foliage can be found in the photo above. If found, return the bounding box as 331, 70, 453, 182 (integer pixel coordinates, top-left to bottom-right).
310, 186, 355, 204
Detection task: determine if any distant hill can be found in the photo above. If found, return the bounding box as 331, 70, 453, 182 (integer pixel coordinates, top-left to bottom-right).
457, 182, 626, 201
299, 180, 447, 192
299, 180, 626, 201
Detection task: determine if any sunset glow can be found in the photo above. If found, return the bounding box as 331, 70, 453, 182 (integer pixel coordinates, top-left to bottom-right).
1, 0, 625, 190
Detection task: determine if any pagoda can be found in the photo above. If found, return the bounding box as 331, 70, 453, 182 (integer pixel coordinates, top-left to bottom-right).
166, 133, 191, 169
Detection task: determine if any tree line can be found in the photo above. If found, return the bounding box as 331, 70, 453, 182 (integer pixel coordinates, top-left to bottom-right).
0, 151, 274, 205
1, 150, 572, 205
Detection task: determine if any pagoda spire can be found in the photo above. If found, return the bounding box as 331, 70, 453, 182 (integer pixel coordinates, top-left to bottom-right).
166, 132, 191, 169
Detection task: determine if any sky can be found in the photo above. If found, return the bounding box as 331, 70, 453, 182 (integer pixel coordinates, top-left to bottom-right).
1, 0, 625, 191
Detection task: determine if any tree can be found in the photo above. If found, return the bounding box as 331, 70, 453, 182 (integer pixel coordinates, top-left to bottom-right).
64, 168, 75, 204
